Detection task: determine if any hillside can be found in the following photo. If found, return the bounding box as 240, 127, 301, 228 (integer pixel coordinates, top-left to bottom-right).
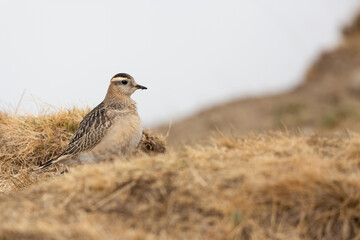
1, 106, 360, 239
2, 122, 360, 239
157, 14, 360, 146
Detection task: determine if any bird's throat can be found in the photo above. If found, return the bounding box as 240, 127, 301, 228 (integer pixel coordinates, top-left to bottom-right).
104, 87, 137, 111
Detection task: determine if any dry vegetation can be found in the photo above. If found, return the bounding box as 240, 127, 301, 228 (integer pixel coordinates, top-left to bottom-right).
1, 109, 360, 239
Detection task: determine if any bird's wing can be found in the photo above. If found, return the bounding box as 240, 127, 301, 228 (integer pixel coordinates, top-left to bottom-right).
38, 102, 129, 169
59, 102, 113, 157
39, 103, 113, 169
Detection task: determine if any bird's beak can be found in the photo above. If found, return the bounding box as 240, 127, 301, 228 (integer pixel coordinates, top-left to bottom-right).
135, 84, 147, 90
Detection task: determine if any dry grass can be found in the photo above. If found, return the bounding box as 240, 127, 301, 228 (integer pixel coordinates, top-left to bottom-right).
1, 109, 360, 239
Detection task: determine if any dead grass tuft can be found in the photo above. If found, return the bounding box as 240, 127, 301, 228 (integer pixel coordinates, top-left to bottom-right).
138, 129, 166, 154
0, 107, 88, 169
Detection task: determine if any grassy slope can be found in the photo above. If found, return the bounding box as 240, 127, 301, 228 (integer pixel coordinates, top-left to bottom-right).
1, 122, 360, 239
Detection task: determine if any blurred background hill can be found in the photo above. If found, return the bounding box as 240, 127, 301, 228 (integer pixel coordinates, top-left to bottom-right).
158, 13, 360, 145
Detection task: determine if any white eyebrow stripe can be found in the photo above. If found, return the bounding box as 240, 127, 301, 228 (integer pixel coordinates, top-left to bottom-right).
112, 77, 129, 81
111, 77, 130, 82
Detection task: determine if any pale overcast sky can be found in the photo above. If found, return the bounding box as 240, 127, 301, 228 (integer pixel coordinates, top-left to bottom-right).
0, 0, 359, 126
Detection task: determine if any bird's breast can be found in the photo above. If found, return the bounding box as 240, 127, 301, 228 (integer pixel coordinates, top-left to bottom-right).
91, 112, 142, 157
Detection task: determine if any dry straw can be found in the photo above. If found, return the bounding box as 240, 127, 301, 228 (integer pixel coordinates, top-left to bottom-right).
1, 108, 360, 239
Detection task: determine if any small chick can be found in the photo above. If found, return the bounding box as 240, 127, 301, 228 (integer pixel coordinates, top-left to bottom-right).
39, 73, 147, 169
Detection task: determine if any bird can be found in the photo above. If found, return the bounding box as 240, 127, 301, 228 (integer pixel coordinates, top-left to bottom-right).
38, 73, 147, 169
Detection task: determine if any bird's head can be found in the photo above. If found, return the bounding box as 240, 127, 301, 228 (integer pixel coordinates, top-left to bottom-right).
109, 73, 147, 97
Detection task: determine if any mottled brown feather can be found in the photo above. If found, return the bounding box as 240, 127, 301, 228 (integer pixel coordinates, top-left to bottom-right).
61, 102, 125, 156
39, 102, 125, 168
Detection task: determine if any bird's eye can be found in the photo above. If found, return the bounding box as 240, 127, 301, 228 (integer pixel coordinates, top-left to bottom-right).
121, 80, 128, 85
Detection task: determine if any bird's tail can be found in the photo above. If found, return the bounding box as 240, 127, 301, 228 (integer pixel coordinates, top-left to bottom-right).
36, 157, 60, 170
